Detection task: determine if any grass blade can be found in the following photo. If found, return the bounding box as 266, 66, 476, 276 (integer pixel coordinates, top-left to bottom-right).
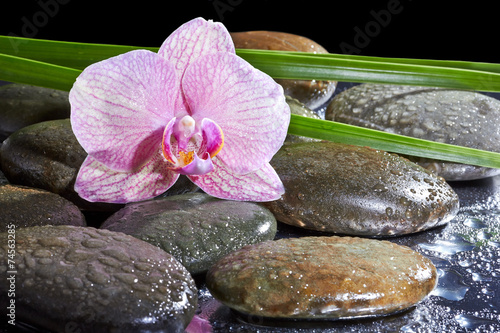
288, 114, 500, 169
2, 35, 500, 92
0, 53, 79, 91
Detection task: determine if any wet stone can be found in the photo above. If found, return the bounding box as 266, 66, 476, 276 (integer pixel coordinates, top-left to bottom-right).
325, 84, 500, 180
206, 236, 437, 319
231, 31, 336, 109
0, 83, 70, 142
0, 184, 86, 232
284, 95, 322, 143
264, 142, 459, 236
101, 193, 277, 275
0, 225, 197, 332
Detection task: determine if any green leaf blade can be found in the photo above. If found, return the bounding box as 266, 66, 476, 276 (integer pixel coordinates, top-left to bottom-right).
0, 53, 80, 91
288, 114, 500, 169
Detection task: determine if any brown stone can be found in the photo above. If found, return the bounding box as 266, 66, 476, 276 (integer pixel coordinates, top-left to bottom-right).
207, 236, 437, 319
264, 142, 459, 236
231, 31, 336, 109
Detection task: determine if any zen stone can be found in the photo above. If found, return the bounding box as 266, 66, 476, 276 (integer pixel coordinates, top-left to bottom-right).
0, 184, 86, 231
325, 84, 500, 180
0, 225, 197, 332
0, 119, 197, 211
264, 142, 459, 236
0, 83, 70, 141
101, 193, 277, 275
207, 236, 437, 319
285, 95, 321, 143
231, 31, 336, 109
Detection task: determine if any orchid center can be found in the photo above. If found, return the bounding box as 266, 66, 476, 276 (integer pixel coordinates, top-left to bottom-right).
162, 115, 224, 176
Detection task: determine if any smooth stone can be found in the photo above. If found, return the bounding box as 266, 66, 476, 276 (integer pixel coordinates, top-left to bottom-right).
101, 193, 277, 275
0, 225, 197, 332
0, 119, 198, 211
325, 84, 500, 180
207, 236, 437, 319
0, 168, 7, 185
0, 184, 86, 231
231, 31, 336, 109
264, 142, 459, 236
0, 83, 70, 142
285, 95, 321, 143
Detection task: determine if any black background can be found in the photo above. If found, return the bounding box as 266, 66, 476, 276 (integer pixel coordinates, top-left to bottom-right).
0, 0, 498, 63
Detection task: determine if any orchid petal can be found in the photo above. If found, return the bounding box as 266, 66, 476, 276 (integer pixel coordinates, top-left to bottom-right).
176, 152, 214, 175
161, 117, 178, 164
158, 17, 235, 112
70, 50, 178, 172
188, 157, 285, 202
74, 152, 178, 203
200, 118, 224, 158
182, 52, 290, 175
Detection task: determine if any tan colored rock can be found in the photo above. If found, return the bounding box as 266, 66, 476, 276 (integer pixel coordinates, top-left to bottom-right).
207, 236, 437, 319
231, 31, 336, 109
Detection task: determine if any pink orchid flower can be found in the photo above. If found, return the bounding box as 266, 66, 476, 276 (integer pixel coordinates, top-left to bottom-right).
69, 17, 290, 203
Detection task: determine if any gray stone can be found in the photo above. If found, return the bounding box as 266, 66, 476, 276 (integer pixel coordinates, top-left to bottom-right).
207, 236, 437, 319
285, 95, 322, 143
264, 142, 459, 236
0, 225, 197, 332
325, 84, 500, 180
0, 184, 86, 231
0, 83, 70, 142
101, 193, 277, 275
0, 119, 198, 211
0, 168, 7, 185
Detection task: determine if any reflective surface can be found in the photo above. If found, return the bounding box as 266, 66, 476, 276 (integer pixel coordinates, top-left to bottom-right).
195, 176, 500, 332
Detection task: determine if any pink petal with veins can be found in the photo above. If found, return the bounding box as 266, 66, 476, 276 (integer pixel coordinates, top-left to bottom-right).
182, 52, 290, 175
74, 152, 178, 203
188, 157, 285, 202
200, 118, 224, 158
70, 50, 179, 172
158, 17, 235, 112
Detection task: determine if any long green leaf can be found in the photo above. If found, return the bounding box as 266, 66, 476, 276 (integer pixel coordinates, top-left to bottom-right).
288, 115, 500, 169
2, 36, 500, 169
0, 53, 79, 91
2, 35, 500, 92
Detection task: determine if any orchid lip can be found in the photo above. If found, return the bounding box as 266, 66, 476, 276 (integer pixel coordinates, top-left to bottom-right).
162, 116, 224, 176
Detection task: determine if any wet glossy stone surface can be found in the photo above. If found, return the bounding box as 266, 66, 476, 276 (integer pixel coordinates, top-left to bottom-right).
285, 96, 321, 143
0, 184, 86, 231
101, 193, 277, 275
0, 84, 70, 142
325, 84, 500, 180
231, 31, 336, 109
265, 142, 459, 236
0, 225, 197, 332
0, 119, 90, 208
0, 119, 197, 211
207, 236, 437, 319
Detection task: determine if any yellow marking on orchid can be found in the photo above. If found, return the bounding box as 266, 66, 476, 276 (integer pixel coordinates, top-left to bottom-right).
179, 150, 195, 165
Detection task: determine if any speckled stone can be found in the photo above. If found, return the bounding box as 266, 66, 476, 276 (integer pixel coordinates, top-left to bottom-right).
231, 31, 336, 109
0, 83, 70, 141
264, 142, 459, 236
0, 225, 197, 332
101, 193, 277, 275
325, 84, 500, 180
207, 236, 437, 319
0, 184, 86, 232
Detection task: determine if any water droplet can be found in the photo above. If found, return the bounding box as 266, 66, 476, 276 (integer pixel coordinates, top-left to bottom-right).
373, 183, 389, 192
297, 193, 305, 200
455, 313, 496, 330
431, 268, 469, 301
385, 207, 394, 217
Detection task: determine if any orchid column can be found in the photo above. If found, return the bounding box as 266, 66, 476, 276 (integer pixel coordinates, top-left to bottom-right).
69, 18, 290, 203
